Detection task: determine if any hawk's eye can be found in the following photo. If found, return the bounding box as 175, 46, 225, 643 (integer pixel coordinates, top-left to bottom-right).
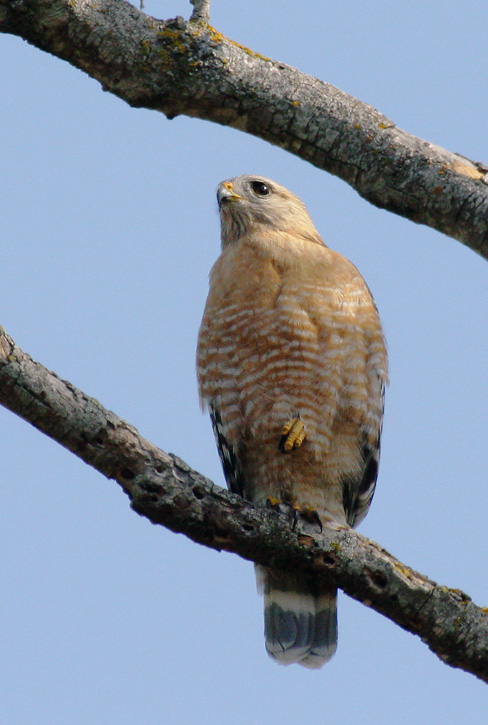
250, 181, 270, 197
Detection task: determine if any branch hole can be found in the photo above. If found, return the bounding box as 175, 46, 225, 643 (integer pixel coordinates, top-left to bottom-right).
368, 570, 388, 589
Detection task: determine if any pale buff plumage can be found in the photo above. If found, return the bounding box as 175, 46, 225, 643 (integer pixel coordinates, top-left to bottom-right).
197, 175, 388, 668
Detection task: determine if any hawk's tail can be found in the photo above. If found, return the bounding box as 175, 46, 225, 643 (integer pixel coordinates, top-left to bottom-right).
255, 565, 337, 669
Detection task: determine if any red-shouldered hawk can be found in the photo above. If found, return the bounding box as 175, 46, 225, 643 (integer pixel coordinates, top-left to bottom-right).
197, 175, 388, 669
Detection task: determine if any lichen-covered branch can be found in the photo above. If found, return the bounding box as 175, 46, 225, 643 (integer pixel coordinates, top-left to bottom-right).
1, 0, 488, 257
1, 324, 487, 683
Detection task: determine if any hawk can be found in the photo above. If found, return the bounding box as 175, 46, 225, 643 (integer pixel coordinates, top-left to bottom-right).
197, 174, 388, 668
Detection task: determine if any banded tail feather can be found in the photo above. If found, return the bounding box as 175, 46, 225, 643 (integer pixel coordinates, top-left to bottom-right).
256, 565, 337, 669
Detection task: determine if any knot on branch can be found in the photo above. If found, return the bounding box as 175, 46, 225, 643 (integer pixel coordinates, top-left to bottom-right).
190, 0, 210, 24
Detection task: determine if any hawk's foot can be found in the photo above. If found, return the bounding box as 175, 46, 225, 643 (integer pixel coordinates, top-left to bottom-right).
291, 504, 323, 532
279, 417, 306, 453
266, 496, 283, 509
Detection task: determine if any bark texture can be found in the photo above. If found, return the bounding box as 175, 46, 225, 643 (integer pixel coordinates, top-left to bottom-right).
1, 0, 488, 257
1, 325, 488, 683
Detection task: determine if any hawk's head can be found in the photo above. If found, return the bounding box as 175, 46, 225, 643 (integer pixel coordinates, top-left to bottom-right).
216, 174, 324, 248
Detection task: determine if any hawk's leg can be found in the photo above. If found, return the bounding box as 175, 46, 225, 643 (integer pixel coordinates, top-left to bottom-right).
279, 417, 306, 453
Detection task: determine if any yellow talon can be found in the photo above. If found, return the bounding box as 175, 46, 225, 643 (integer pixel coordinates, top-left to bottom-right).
266, 496, 283, 508
279, 417, 306, 453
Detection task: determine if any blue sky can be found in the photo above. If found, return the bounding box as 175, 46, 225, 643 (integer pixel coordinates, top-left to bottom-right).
2, 1, 488, 722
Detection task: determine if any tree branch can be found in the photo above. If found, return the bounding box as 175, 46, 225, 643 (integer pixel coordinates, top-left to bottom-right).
1, 0, 488, 257
1, 325, 488, 682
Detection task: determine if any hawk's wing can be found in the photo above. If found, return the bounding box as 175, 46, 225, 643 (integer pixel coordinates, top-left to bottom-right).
342, 381, 385, 527
210, 404, 245, 497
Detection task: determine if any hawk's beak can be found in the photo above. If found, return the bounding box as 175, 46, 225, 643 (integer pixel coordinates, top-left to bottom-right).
217, 182, 243, 208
